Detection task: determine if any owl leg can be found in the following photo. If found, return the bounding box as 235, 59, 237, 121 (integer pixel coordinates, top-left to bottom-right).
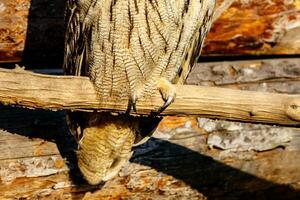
156, 77, 176, 113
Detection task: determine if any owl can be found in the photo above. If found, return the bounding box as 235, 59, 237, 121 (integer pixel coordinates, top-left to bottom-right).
64, 0, 215, 185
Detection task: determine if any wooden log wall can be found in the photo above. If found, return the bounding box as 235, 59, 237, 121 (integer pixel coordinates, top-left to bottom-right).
0, 0, 300, 199
0, 0, 300, 64
1, 59, 299, 199
205, 0, 300, 55
0, 0, 65, 64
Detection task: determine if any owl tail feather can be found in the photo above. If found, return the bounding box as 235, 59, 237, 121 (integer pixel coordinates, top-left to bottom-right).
66, 112, 161, 185
66, 112, 135, 185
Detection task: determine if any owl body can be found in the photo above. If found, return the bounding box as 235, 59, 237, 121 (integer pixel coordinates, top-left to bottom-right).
64, 0, 215, 185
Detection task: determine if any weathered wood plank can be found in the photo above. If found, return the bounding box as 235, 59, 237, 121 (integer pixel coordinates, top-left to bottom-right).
204, 0, 300, 55
0, 0, 65, 64
0, 0, 29, 62
1, 59, 300, 199
0, 108, 299, 199
187, 58, 300, 93
0, 0, 299, 64
0, 67, 300, 125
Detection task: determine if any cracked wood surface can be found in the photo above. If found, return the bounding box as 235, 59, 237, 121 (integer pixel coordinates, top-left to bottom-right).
0, 0, 300, 64
0, 65, 300, 125
0, 59, 300, 199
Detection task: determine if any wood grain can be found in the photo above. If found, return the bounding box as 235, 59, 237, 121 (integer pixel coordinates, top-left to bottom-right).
1, 59, 300, 199
0, 0, 299, 64
0, 0, 28, 62
204, 0, 300, 55
0, 67, 300, 125
0, 108, 299, 199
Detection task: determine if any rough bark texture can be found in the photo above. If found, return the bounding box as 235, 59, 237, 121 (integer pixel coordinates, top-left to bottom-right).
0, 59, 300, 199
187, 58, 300, 93
0, 0, 299, 64
0, 64, 300, 125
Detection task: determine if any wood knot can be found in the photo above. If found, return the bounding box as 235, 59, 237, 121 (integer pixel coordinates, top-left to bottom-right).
285, 98, 300, 121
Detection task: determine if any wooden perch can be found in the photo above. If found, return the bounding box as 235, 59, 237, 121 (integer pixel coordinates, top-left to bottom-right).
0, 68, 300, 126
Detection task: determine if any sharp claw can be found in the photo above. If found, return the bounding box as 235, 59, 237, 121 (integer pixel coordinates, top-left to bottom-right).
127, 94, 137, 114
132, 93, 137, 112
126, 99, 133, 114
132, 101, 137, 112
157, 95, 175, 114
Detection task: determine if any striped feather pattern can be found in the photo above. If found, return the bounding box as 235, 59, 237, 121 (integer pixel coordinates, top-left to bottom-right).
63, 0, 215, 185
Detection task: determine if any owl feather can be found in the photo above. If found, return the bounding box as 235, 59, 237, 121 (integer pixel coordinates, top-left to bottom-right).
64, 0, 215, 185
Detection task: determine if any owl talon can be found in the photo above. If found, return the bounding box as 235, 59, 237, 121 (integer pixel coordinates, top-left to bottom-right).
128, 78, 176, 114
157, 95, 175, 113
127, 94, 137, 113
156, 78, 176, 114
131, 99, 137, 113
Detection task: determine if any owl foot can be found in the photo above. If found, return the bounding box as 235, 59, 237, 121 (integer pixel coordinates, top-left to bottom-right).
156, 78, 176, 113
127, 78, 176, 114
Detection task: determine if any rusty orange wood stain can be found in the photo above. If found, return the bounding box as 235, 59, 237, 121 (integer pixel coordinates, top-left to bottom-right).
203, 0, 300, 55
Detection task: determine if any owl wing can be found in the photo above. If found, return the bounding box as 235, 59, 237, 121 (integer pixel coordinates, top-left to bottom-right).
118, 0, 216, 99
64, 0, 215, 100
136, 0, 215, 142
174, 0, 215, 84
63, 0, 98, 76
63, 0, 101, 141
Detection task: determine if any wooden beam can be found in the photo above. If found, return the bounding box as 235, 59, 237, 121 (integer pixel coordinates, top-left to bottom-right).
0, 67, 299, 126
1, 0, 300, 63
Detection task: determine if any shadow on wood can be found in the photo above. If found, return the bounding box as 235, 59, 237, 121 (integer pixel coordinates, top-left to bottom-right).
1, 106, 299, 199
132, 138, 300, 199
0, 106, 84, 183
22, 0, 66, 68
1, 0, 300, 64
